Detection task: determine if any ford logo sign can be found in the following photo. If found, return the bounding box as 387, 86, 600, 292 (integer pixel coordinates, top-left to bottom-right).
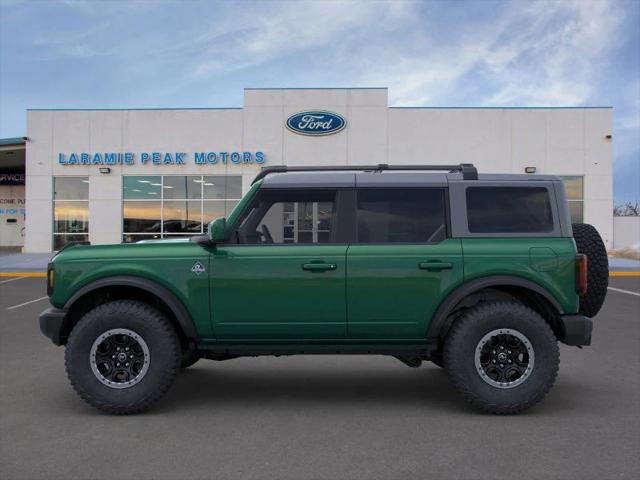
286, 111, 346, 136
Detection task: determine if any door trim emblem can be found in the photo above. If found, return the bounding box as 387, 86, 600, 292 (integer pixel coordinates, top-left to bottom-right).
191, 262, 206, 275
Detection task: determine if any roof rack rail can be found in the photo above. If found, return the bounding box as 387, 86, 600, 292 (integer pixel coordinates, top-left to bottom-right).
252, 163, 478, 184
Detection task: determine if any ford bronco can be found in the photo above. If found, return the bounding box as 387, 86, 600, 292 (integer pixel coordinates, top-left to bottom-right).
39, 164, 608, 414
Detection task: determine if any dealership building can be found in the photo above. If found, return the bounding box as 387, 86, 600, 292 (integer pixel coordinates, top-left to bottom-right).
0, 88, 613, 253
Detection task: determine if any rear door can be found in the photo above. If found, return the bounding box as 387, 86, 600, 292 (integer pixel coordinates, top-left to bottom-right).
346, 187, 463, 339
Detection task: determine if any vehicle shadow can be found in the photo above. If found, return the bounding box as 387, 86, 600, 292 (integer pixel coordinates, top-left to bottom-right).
48, 359, 587, 417
154, 360, 588, 416
156, 361, 473, 414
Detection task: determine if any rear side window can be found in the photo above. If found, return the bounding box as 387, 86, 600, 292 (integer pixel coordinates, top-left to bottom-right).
466, 187, 553, 233
357, 188, 446, 243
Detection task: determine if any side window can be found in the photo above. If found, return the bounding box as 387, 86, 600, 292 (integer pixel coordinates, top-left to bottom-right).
356, 188, 447, 243
466, 187, 553, 233
237, 190, 336, 244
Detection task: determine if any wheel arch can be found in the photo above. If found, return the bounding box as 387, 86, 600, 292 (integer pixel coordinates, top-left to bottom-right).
427, 275, 565, 343
59, 276, 198, 345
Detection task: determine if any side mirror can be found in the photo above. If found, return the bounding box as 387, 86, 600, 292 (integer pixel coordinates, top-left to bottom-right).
208, 217, 227, 243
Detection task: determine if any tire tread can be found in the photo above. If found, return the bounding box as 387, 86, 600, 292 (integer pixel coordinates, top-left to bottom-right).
444, 301, 559, 414
572, 223, 608, 317
65, 300, 181, 415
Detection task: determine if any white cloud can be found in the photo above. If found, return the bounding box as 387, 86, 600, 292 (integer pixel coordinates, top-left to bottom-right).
189, 0, 408, 79
353, 0, 623, 107
481, 0, 622, 106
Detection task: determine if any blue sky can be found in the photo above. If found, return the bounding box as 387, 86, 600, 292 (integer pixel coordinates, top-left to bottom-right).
1, 0, 638, 203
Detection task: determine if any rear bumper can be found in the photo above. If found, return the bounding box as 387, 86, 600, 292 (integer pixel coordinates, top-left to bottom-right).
560, 314, 593, 346
39, 307, 67, 346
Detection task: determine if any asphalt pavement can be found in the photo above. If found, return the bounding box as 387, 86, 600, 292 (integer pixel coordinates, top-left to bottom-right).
1, 276, 638, 480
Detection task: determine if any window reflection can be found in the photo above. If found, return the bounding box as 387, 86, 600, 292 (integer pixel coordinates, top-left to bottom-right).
122, 176, 242, 242
568, 201, 584, 223
54, 201, 89, 233
559, 176, 584, 224
163, 176, 202, 200
123, 176, 161, 199
54, 234, 89, 250
54, 177, 89, 200
123, 201, 161, 233
122, 234, 162, 243
53, 177, 89, 250
163, 200, 202, 233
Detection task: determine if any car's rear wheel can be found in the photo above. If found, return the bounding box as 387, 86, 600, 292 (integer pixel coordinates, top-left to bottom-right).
444, 301, 559, 414
430, 351, 444, 368
65, 300, 181, 414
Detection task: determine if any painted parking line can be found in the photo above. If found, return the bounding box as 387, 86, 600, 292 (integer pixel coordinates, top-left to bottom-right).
7, 296, 49, 310
0, 276, 26, 285
609, 271, 640, 277
607, 287, 640, 297
0, 272, 47, 278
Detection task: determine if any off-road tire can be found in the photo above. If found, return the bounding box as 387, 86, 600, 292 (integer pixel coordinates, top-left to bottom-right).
444, 302, 559, 414
181, 348, 200, 369
572, 223, 609, 317
65, 300, 181, 414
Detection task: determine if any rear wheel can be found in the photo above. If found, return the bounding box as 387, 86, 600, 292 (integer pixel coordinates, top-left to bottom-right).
444, 301, 559, 414
572, 223, 609, 317
65, 300, 181, 414
430, 351, 444, 368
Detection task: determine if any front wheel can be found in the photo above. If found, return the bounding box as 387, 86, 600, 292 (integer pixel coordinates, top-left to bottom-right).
181, 347, 200, 369
65, 300, 182, 414
444, 302, 559, 414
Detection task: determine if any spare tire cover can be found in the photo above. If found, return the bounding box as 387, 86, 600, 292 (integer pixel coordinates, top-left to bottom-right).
572, 223, 609, 317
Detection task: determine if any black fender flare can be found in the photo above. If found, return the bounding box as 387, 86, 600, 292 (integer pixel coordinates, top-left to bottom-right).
426, 275, 564, 341
64, 275, 198, 341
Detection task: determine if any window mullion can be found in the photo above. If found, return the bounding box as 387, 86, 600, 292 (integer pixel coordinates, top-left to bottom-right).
160, 176, 164, 237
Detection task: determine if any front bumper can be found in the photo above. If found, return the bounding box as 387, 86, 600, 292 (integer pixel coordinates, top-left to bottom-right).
39, 307, 68, 346
560, 314, 593, 346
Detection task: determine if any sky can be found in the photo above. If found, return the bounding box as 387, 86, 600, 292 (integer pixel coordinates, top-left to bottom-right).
0, 0, 638, 203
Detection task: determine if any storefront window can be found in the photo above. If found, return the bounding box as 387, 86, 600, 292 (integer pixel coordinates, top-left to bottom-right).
53, 177, 89, 250
122, 176, 241, 242
559, 176, 584, 223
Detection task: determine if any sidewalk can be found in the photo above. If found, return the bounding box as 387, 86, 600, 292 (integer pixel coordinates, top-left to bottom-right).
608, 257, 640, 271
0, 252, 51, 274
1, 250, 638, 275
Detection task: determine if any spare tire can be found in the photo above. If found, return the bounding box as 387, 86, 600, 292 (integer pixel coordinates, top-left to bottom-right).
572, 223, 609, 317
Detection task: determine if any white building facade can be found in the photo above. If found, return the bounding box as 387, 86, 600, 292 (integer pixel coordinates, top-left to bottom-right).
24, 88, 613, 253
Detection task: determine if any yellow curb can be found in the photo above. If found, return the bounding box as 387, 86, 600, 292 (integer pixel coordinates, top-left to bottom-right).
610, 271, 640, 277
0, 272, 47, 277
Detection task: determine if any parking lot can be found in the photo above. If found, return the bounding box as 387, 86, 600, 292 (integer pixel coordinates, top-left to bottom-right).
1, 275, 638, 480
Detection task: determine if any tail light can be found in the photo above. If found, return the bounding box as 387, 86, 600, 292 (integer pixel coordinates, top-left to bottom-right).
576, 254, 588, 296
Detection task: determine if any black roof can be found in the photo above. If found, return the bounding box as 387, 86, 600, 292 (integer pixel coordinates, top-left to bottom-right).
257, 164, 561, 189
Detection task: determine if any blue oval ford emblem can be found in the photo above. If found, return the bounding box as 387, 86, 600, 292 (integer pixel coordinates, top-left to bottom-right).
286, 111, 346, 136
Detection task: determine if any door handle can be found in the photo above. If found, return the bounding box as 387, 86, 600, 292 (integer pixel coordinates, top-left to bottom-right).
418, 261, 453, 271
302, 263, 337, 272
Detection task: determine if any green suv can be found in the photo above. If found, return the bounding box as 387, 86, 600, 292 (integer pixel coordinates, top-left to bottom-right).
40, 164, 608, 414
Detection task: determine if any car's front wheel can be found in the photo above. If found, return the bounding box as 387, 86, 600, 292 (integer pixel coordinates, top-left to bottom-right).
65, 300, 181, 414
444, 301, 559, 414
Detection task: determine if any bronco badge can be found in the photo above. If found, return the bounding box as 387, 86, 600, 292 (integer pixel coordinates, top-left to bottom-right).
191, 262, 206, 275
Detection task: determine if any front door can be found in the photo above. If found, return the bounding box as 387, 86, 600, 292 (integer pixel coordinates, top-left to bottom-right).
211, 188, 348, 340
347, 188, 463, 339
